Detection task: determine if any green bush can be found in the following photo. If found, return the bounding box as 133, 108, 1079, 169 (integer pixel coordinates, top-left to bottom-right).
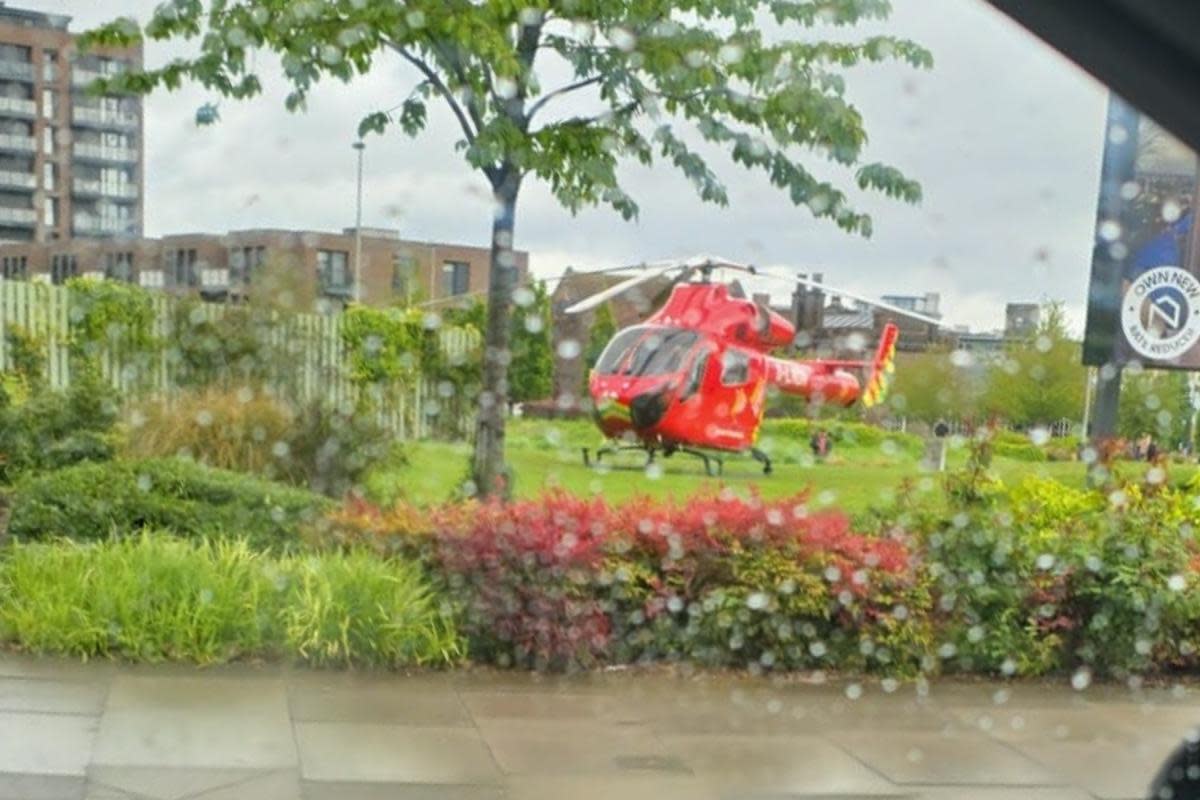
125, 392, 400, 499
0, 534, 460, 667
6, 458, 331, 551
280, 402, 398, 498
761, 418, 922, 460
912, 469, 1200, 679
992, 440, 1048, 462
1045, 435, 1080, 462
0, 369, 119, 484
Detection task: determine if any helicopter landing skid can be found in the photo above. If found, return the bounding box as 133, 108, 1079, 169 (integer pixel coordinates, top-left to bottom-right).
583, 445, 724, 477
750, 448, 773, 475
582, 444, 655, 469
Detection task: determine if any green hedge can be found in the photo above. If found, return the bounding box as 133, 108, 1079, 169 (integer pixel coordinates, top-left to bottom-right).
0, 368, 119, 484
6, 458, 331, 552
0, 534, 460, 667
760, 418, 922, 457
991, 440, 1048, 462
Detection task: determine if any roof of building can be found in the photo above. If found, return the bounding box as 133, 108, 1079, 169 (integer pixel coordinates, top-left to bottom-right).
0, 2, 70, 30
821, 301, 875, 331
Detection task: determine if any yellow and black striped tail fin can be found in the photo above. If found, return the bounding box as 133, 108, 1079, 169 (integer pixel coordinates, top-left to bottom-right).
861, 323, 899, 409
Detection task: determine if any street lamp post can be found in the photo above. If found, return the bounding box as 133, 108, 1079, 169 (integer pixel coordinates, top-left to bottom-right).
352, 140, 365, 304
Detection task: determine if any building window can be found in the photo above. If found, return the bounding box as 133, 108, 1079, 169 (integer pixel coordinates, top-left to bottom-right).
42, 162, 53, 190
442, 261, 470, 296
165, 248, 197, 287
42, 196, 54, 226
41, 126, 52, 155
103, 251, 133, 282
50, 253, 76, 284
392, 253, 416, 299
229, 245, 265, 286
40, 87, 53, 119
1, 255, 26, 280
317, 249, 351, 295
42, 51, 56, 83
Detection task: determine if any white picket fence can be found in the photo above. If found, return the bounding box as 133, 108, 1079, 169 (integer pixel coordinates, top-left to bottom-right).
0, 277, 480, 440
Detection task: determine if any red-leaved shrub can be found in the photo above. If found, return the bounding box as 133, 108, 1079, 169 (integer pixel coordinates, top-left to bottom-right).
321, 489, 930, 673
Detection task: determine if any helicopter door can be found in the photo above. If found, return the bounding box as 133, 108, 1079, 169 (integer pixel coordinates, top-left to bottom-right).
711, 346, 767, 449
679, 346, 711, 403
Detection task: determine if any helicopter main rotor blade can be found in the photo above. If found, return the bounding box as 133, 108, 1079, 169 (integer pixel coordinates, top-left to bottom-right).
754, 268, 944, 328
561, 259, 701, 315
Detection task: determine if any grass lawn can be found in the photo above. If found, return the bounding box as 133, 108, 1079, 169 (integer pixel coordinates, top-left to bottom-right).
366, 419, 1192, 513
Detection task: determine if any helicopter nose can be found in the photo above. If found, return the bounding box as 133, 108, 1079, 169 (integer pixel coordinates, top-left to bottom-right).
629, 390, 668, 429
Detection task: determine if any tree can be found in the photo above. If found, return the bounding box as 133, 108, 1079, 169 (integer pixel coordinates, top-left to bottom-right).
1118, 368, 1191, 448
509, 280, 554, 404
889, 346, 982, 424
86, 0, 930, 497
980, 304, 1086, 428
583, 301, 617, 374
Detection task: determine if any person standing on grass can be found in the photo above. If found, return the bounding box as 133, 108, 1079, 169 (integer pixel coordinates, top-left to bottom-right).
810, 429, 831, 462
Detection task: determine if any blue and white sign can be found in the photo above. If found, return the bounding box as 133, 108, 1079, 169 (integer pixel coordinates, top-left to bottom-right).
1121, 266, 1200, 361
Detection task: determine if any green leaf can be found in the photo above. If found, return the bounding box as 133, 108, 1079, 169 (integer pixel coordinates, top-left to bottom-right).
357, 111, 390, 138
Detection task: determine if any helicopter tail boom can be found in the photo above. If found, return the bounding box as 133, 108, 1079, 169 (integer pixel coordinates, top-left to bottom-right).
764, 323, 899, 408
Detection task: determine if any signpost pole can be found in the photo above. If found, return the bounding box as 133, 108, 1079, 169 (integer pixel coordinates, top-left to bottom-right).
1091, 365, 1122, 440
1081, 366, 1094, 437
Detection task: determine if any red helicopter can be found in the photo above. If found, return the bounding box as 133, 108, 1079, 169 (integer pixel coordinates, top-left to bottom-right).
563, 257, 940, 475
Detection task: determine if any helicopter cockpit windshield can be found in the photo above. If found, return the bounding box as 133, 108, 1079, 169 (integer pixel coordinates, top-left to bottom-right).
594, 326, 700, 377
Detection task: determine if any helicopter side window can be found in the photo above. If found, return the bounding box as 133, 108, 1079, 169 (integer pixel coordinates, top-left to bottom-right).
625, 329, 698, 376
680, 349, 710, 400
721, 348, 750, 386
594, 327, 647, 375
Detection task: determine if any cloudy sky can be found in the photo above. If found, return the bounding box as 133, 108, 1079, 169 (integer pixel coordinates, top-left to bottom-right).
32, 0, 1113, 331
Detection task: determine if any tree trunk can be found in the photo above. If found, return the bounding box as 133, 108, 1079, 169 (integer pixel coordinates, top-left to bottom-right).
471, 170, 521, 499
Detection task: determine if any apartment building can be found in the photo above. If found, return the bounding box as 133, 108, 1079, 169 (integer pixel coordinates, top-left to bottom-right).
0, 3, 143, 244
0, 227, 528, 311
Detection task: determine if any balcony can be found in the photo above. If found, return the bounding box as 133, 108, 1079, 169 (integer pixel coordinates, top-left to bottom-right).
72, 178, 138, 200
73, 214, 132, 236
72, 106, 138, 130
71, 68, 107, 88
199, 268, 231, 293
0, 206, 37, 226
0, 170, 36, 191
0, 97, 36, 119
0, 133, 36, 153
73, 142, 138, 164
138, 269, 164, 289
0, 60, 35, 82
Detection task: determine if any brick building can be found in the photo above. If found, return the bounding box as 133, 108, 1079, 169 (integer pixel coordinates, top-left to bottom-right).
790, 276, 946, 355
0, 227, 528, 312
0, 3, 144, 244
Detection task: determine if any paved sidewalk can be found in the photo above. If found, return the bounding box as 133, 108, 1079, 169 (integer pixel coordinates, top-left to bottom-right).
0, 654, 1192, 800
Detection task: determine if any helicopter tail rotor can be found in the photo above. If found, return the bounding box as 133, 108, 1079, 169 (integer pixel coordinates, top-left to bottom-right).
861, 323, 899, 409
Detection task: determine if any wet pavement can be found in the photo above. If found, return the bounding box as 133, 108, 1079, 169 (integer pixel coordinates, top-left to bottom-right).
0, 654, 1192, 799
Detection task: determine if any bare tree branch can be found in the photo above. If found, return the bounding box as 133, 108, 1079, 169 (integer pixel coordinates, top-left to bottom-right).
534, 98, 641, 134
525, 75, 603, 122
423, 38, 488, 133
388, 42, 479, 145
